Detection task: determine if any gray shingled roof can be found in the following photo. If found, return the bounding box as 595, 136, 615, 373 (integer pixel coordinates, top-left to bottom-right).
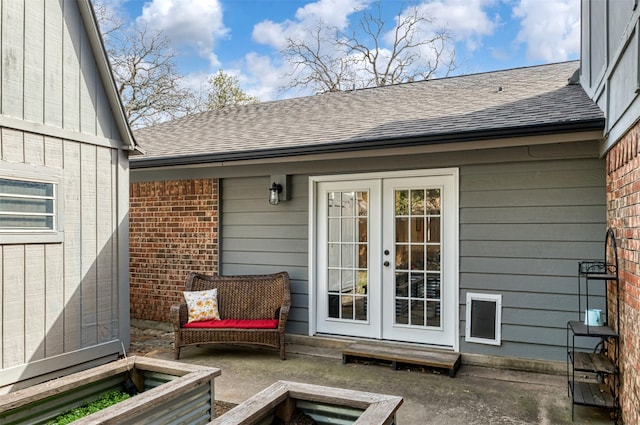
132, 61, 603, 167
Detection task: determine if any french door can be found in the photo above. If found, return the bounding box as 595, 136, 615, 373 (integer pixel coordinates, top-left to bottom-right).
313, 170, 458, 348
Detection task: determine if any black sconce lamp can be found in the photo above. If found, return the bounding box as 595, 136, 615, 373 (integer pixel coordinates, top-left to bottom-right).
268, 175, 290, 205
269, 182, 282, 205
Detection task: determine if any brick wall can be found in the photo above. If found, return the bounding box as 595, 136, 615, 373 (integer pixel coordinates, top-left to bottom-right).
129, 179, 219, 323
606, 120, 640, 425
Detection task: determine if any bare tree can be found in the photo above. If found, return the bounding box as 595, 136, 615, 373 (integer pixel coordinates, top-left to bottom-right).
107, 26, 197, 128
95, 3, 199, 128
282, 2, 456, 94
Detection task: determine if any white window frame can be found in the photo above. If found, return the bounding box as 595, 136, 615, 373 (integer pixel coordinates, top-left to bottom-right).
0, 164, 64, 244
465, 292, 502, 346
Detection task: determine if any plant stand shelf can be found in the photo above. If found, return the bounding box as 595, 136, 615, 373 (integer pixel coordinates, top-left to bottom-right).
567, 228, 620, 424
569, 381, 616, 408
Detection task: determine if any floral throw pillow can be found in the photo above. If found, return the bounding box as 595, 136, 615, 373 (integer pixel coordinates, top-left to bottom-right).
184, 288, 220, 323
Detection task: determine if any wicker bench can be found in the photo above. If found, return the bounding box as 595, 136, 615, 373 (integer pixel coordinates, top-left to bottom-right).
170, 271, 291, 360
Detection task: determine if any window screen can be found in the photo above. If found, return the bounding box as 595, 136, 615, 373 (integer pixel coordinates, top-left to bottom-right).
0, 178, 56, 231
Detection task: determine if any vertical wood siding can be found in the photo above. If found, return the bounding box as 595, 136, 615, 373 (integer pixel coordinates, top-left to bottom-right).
1, 136, 121, 370
1, 0, 116, 140
1, 0, 125, 384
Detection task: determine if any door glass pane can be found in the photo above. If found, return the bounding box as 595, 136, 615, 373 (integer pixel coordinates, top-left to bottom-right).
395, 244, 408, 269
395, 217, 408, 242
427, 189, 441, 214
396, 299, 408, 324
341, 295, 354, 319
395, 272, 408, 297
410, 245, 424, 270
326, 190, 369, 321
394, 187, 442, 328
357, 192, 368, 216
341, 244, 355, 269
427, 217, 440, 242
328, 244, 340, 267
410, 190, 425, 214
411, 300, 425, 326
411, 217, 425, 242
357, 244, 367, 268
395, 190, 409, 215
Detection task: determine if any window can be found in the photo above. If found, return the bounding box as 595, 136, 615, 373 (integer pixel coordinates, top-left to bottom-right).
465, 292, 502, 346
0, 176, 62, 243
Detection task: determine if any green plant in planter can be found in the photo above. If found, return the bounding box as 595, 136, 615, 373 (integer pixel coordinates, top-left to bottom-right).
47, 390, 131, 425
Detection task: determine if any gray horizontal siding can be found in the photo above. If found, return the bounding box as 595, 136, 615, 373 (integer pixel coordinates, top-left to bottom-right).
219, 151, 606, 361
221, 175, 310, 335
459, 158, 606, 361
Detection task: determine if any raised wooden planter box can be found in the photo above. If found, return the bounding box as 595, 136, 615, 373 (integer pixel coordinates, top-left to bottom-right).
0, 356, 221, 425
210, 380, 403, 425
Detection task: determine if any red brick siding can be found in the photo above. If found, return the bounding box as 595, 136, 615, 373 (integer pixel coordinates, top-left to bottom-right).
129, 179, 219, 322
607, 120, 640, 425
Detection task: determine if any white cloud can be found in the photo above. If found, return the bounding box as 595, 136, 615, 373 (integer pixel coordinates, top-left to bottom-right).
243, 52, 299, 101
252, 0, 371, 49
136, 0, 228, 67
419, 0, 498, 50
512, 0, 580, 62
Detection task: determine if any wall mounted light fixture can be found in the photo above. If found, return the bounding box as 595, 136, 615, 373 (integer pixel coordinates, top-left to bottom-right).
269, 182, 282, 205
268, 175, 290, 205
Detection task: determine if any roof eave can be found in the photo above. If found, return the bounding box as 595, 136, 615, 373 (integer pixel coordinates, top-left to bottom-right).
130, 118, 605, 169
76, 0, 143, 154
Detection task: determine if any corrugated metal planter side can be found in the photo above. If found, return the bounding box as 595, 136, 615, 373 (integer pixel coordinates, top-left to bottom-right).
0, 356, 221, 425
209, 380, 403, 425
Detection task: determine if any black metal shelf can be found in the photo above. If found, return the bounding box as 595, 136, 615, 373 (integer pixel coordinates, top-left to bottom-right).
567, 228, 619, 424
567, 321, 618, 338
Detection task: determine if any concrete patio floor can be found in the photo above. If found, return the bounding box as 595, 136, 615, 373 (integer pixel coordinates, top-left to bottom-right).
130, 324, 615, 424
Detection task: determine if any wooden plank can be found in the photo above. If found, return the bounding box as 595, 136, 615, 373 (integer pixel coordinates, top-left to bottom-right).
45, 244, 65, 357
461, 205, 605, 225
460, 167, 604, 191
570, 381, 615, 408
81, 143, 98, 347
1, 0, 24, 118
461, 187, 604, 208
44, 136, 64, 169
62, 0, 81, 131
342, 343, 461, 377
24, 245, 46, 362
0, 248, 3, 368
96, 146, 114, 343
1, 128, 24, 163
63, 141, 82, 351
44, 0, 64, 128
2, 245, 25, 369
79, 20, 97, 135
460, 223, 605, 242
23, 133, 45, 166
571, 352, 616, 374
23, 0, 45, 124
460, 240, 602, 260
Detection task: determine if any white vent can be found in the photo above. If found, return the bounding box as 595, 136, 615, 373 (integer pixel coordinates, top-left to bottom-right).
465, 293, 502, 346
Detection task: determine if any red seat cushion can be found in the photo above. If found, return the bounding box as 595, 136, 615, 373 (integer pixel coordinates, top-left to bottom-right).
183, 319, 279, 329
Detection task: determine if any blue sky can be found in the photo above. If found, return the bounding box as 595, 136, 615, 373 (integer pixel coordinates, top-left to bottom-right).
102, 0, 581, 101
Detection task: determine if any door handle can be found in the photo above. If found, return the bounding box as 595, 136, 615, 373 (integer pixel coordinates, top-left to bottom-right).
383, 261, 390, 267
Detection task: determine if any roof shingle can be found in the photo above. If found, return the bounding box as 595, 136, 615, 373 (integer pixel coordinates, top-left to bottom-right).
133, 61, 603, 164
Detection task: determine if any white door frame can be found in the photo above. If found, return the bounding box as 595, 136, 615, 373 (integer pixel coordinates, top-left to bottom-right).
308, 168, 459, 351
